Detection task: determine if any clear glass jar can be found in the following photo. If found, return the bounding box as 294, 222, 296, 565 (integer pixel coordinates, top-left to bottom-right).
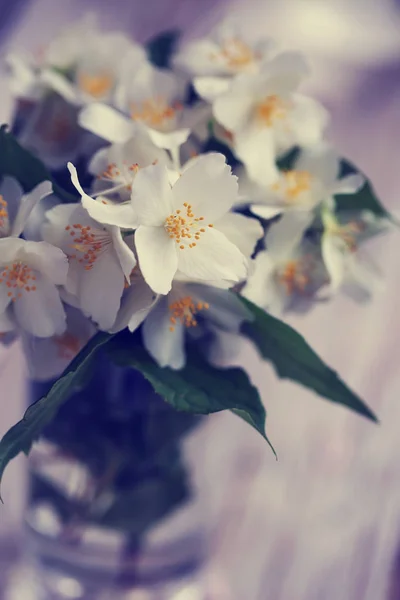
17, 353, 208, 600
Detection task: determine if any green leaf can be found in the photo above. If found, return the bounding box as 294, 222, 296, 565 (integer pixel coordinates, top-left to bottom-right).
107, 332, 275, 454
0, 124, 77, 202
146, 30, 181, 68
0, 332, 112, 495
240, 296, 377, 422
335, 159, 390, 219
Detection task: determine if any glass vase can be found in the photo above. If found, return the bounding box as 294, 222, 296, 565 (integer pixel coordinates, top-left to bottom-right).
17, 352, 210, 600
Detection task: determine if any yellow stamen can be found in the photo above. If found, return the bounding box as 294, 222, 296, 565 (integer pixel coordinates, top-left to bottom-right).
277, 259, 311, 296
210, 37, 257, 70
168, 296, 210, 331
165, 204, 212, 249
255, 95, 288, 127
130, 97, 181, 129
78, 72, 114, 98
1, 261, 37, 301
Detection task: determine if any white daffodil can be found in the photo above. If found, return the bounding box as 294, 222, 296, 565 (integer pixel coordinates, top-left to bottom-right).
129, 153, 248, 294
142, 281, 252, 369
0, 177, 52, 238
88, 133, 171, 202
42, 204, 136, 330
244, 144, 365, 220
321, 207, 385, 301
0, 237, 68, 337
79, 62, 205, 160
242, 213, 327, 314
213, 58, 329, 186
22, 305, 96, 381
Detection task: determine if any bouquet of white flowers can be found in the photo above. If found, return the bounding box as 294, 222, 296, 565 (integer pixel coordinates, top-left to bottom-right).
0, 16, 390, 560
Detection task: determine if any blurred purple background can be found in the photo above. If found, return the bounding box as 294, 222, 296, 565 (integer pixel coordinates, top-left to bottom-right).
1, 1, 400, 598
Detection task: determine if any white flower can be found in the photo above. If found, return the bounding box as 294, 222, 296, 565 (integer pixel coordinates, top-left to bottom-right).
42, 204, 136, 330
242, 213, 327, 314
129, 153, 248, 294
79, 62, 204, 155
244, 144, 365, 220
321, 208, 385, 300
174, 22, 276, 101
11, 15, 147, 107
212, 57, 329, 186
22, 305, 97, 381
142, 281, 252, 369
88, 133, 171, 201
0, 177, 52, 238
0, 237, 68, 337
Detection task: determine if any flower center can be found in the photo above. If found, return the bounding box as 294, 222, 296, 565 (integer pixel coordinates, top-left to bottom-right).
276, 259, 311, 296
329, 222, 364, 253
65, 223, 110, 271
272, 170, 312, 203
0, 195, 9, 234
97, 162, 141, 193
0, 262, 37, 301
130, 97, 182, 130
169, 296, 209, 331
78, 72, 114, 98
164, 203, 213, 250
212, 37, 257, 70
255, 95, 288, 127
54, 332, 82, 359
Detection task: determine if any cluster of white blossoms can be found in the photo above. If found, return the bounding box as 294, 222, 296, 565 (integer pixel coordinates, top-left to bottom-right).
2, 16, 388, 379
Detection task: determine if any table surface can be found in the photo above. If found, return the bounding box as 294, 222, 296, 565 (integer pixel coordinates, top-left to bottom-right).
1, 1, 400, 599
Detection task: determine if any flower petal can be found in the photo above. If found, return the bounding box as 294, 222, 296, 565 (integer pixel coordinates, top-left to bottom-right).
21, 240, 69, 286
250, 205, 283, 219
131, 163, 174, 226
321, 234, 345, 290
213, 77, 256, 132
172, 153, 238, 222
295, 144, 339, 189
0, 284, 13, 313
79, 248, 125, 330
142, 297, 186, 369
193, 76, 231, 101
332, 174, 365, 196
82, 196, 138, 228
178, 227, 247, 284
79, 103, 135, 143
188, 283, 252, 332
12, 180, 53, 237
215, 212, 263, 258
266, 212, 313, 261
14, 275, 66, 337
40, 69, 79, 104
145, 126, 191, 151
0, 176, 23, 236
109, 226, 136, 280
235, 128, 280, 186
288, 94, 329, 147
135, 226, 178, 294
110, 276, 157, 333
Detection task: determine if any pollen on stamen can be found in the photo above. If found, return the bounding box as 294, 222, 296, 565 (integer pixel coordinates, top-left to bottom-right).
165, 204, 210, 249
168, 296, 210, 331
